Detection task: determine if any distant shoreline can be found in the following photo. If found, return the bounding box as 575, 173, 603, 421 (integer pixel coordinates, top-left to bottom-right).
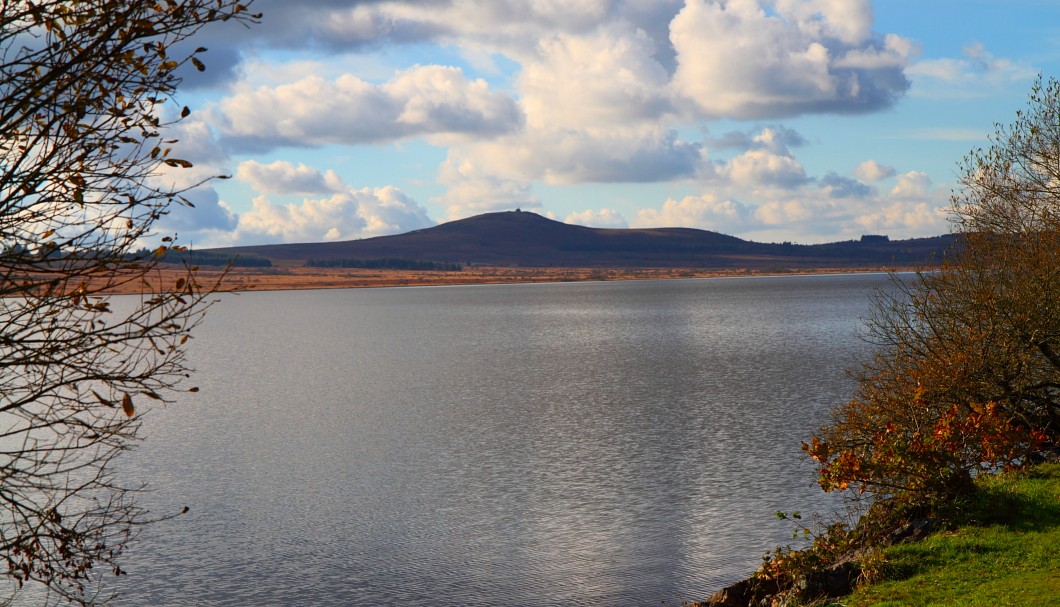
85, 263, 925, 295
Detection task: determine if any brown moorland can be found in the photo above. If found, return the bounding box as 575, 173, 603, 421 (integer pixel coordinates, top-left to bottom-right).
68, 262, 919, 296
15, 210, 948, 296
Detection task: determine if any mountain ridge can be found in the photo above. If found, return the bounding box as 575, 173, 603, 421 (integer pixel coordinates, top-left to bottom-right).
207, 210, 956, 269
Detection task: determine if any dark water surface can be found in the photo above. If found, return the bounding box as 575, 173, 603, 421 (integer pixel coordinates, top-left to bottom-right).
111, 273, 889, 606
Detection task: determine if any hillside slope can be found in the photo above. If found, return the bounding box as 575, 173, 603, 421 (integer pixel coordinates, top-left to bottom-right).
208, 210, 956, 269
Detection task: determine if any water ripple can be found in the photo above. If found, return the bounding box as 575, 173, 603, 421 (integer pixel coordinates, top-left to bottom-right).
111, 275, 885, 606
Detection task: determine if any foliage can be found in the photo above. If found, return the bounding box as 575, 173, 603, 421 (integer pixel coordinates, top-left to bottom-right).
730, 74, 1060, 607
0, 1, 256, 604
804, 76, 1060, 511
756, 512, 857, 590
840, 463, 1060, 607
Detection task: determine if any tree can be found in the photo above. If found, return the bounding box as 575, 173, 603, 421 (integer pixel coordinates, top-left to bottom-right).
0, 2, 257, 604
805, 76, 1060, 510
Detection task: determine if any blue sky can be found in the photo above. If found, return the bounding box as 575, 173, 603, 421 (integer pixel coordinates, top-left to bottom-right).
156, 0, 1060, 247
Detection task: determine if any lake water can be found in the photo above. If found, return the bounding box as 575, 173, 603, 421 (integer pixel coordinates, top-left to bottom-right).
109, 273, 889, 606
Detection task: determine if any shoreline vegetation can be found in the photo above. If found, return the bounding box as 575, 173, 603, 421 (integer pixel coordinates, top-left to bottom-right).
694, 78, 1060, 607
694, 460, 1060, 607
73, 262, 924, 295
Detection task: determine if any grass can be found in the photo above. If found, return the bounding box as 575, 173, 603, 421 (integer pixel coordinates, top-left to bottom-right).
837, 462, 1060, 607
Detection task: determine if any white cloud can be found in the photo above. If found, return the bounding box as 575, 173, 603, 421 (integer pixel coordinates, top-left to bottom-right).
703, 126, 810, 188
232, 186, 432, 245
855, 201, 947, 235
818, 172, 872, 198
518, 23, 673, 130
754, 198, 815, 225
440, 125, 704, 196
150, 117, 233, 191
236, 160, 344, 194
670, 0, 911, 119
908, 42, 1036, 98
890, 170, 932, 198
631, 164, 948, 242
723, 148, 809, 188
160, 1, 957, 245
708, 125, 807, 152
213, 66, 522, 151
773, 0, 873, 46
565, 208, 629, 229
854, 160, 896, 181
154, 187, 239, 240
234, 194, 361, 243
434, 152, 541, 220
854, 172, 948, 235
161, 161, 440, 247
633, 194, 752, 233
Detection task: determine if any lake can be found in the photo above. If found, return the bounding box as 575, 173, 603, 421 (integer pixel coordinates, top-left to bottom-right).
111, 273, 889, 606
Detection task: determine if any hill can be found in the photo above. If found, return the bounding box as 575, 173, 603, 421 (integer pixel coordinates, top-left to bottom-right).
207, 210, 956, 269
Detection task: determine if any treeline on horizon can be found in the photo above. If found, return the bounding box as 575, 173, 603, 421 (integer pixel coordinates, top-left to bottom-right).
307, 257, 463, 271
127, 247, 273, 267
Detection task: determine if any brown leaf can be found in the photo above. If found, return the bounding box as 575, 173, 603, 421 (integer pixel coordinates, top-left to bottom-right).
121, 393, 135, 417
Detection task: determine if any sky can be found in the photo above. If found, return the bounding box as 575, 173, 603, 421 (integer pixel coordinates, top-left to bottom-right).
154, 0, 1060, 247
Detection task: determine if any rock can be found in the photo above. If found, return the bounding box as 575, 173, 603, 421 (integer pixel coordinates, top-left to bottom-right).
697, 576, 782, 607
700, 578, 754, 607
884, 517, 941, 546
795, 559, 859, 601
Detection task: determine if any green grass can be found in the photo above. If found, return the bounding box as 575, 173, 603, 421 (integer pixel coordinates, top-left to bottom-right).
838, 462, 1060, 607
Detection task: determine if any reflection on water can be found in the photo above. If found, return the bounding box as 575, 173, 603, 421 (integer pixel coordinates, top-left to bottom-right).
112, 274, 887, 606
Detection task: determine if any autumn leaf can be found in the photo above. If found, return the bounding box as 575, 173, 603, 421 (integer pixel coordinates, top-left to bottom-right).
121, 393, 135, 417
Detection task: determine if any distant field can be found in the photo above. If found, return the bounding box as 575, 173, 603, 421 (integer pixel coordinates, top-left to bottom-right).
82, 263, 917, 295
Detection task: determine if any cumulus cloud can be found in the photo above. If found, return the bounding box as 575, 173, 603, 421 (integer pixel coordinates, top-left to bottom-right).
240, 0, 606, 54
632, 162, 949, 242
152, 159, 438, 247
155, 187, 239, 236
438, 124, 704, 204
819, 172, 872, 198
518, 23, 674, 130
753, 198, 816, 225
156, 1, 952, 245
236, 160, 345, 194
889, 170, 932, 198
565, 208, 629, 229
233, 186, 432, 244
434, 152, 541, 220
854, 172, 948, 236
709, 125, 807, 152
182, 0, 922, 216
854, 159, 896, 181
670, 0, 911, 119
633, 194, 752, 233
856, 201, 946, 235
147, 117, 234, 192
213, 65, 522, 151
705, 127, 810, 188
723, 148, 809, 187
